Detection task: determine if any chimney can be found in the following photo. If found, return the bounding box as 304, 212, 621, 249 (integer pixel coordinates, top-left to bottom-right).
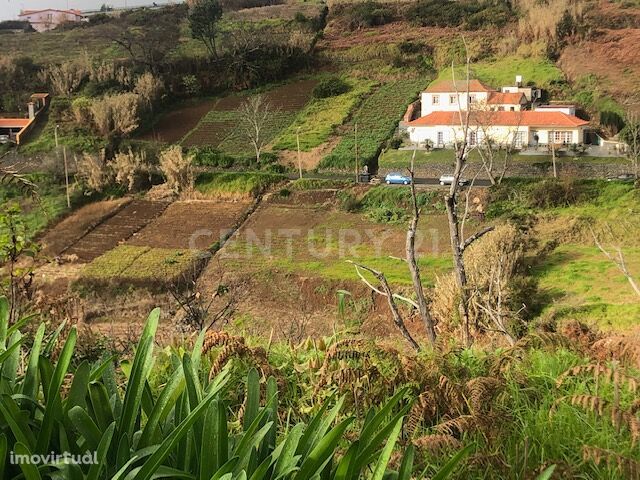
28, 102, 35, 120
515, 75, 523, 87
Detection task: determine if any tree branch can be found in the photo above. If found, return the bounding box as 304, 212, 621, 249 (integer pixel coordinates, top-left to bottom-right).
461, 226, 495, 252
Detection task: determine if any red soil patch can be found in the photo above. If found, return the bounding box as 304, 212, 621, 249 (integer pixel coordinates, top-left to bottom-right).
559, 28, 640, 110
65, 200, 170, 262
139, 98, 219, 143
127, 200, 251, 250
40, 198, 131, 257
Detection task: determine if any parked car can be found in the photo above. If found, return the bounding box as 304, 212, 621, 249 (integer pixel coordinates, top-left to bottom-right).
0, 135, 10, 144
439, 174, 469, 186
606, 173, 636, 183
385, 172, 411, 185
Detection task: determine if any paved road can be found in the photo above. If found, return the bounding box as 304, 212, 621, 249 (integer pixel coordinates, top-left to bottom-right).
287, 172, 492, 187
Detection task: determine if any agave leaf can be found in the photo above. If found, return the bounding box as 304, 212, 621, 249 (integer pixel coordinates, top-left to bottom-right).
0, 394, 37, 449
42, 319, 67, 356
397, 444, 415, 480
209, 456, 240, 480
89, 382, 115, 432
297, 395, 345, 459
1, 331, 23, 390
65, 361, 91, 413
199, 398, 228, 480
273, 422, 305, 478
233, 421, 274, 477
333, 440, 359, 480
89, 355, 117, 382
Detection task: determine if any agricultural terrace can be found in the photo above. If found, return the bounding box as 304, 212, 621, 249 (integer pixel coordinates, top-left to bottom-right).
319, 78, 427, 171
272, 78, 376, 151
181, 79, 317, 153
78, 245, 203, 289
127, 200, 252, 250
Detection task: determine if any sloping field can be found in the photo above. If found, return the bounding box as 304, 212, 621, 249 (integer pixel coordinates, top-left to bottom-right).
182, 79, 317, 151
65, 200, 170, 262
40, 198, 132, 257
139, 99, 219, 143
127, 200, 251, 250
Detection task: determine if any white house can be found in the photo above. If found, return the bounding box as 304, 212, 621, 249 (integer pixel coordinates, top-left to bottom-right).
409, 77, 589, 149
18, 9, 86, 32
406, 110, 590, 149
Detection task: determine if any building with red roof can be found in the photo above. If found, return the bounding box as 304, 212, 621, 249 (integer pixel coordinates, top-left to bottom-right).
18, 9, 86, 32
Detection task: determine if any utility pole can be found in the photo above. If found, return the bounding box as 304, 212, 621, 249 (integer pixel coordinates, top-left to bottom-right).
296, 126, 303, 180
54, 124, 59, 149
550, 130, 557, 178
63, 147, 71, 208
354, 122, 359, 183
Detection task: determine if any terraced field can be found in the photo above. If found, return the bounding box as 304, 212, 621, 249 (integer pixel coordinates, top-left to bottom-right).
127, 200, 252, 250
182, 79, 317, 151
64, 200, 170, 262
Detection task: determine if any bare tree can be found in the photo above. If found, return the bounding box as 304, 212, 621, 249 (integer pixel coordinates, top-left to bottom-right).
474, 108, 522, 185
620, 111, 640, 180
406, 146, 438, 344
591, 227, 640, 298
347, 261, 421, 351
446, 44, 495, 347
239, 94, 276, 164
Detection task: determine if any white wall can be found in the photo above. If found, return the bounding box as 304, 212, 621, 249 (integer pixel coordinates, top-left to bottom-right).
420, 91, 490, 116
409, 124, 530, 148
19, 10, 82, 32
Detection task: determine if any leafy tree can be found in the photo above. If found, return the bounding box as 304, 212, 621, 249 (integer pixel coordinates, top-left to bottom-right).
620, 112, 640, 180
189, 0, 224, 58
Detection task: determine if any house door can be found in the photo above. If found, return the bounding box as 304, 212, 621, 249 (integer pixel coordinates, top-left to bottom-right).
437, 131, 444, 147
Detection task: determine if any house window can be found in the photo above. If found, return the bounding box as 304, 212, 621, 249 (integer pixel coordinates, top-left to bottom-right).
468, 131, 477, 146
514, 131, 525, 148
510, 106, 515, 111
437, 131, 444, 147
553, 131, 573, 144
469, 94, 477, 104
432, 95, 439, 105
449, 95, 457, 105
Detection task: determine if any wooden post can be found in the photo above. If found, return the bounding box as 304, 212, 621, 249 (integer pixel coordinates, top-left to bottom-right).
63, 146, 71, 209
296, 127, 303, 180
354, 122, 359, 183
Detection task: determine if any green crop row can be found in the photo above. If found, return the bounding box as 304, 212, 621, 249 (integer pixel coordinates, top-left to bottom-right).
272, 79, 376, 152
319, 78, 426, 171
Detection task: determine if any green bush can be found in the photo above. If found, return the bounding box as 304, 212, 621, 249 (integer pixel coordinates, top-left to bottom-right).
366, 205, 408, 224
313, 77, 351, 99
407, 0, 512, 29
344, 1, 393, 30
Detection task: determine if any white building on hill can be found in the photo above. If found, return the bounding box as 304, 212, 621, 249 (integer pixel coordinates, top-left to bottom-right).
408, 77, 588, 149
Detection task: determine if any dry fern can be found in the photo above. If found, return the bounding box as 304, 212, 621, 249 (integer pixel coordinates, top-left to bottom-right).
203, 331, 245, 354
583, 446, 640, 479
592, 336, 640, 369
413, 434, 462, 456
556, 362, 639, 394
465, 377, 503, 414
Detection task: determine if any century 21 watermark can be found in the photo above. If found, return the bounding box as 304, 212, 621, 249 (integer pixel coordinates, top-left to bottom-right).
10, 451, 98, 466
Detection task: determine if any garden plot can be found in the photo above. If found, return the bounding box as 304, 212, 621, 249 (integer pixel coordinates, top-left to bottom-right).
127, 200, 252, 250
182, 79, 317, 151
78, 245, 203, 289
65, 200, 170, 262
139, 98, 219, 143
40, 198, 132, 257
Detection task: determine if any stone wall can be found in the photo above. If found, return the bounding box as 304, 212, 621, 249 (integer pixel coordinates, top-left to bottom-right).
378, 160, 632, 180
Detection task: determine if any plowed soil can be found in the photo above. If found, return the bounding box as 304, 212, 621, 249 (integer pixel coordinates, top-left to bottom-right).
40, 198, 131, 257
65, 200, 170, 262
139, 99, 219, 143
127, 200, 252, 250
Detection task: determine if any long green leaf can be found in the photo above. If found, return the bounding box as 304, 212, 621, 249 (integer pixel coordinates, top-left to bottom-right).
68, 406, 102, 451
14, 442, 42, 480
139, 365, 185, 449
134, 370, 229, 480
199, 398, 227, 480
21, 323, 45, 401
119, 308, 159, 439
274, 422, 304, 478
334, 440, 359, 480
297, 395, 345, 459
429, 444, 474, 480
397, 444, 415, 480
295, 417, 353, 480
370, 417, 403, 480
87, 421, 116, 480
244, 368, 260, 431
536, 465, 556, 480
66, 361, 91, 413
0, 296, 8, 348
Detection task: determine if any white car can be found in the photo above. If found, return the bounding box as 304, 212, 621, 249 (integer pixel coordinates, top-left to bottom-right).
439, 174, 469, 186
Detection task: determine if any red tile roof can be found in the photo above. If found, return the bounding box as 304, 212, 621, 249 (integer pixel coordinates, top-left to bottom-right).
19, 9, 83, 16
487, 92, 526, 105
425, 79, 496, 93
407, 111, 590, 128
0, 119, 30, 128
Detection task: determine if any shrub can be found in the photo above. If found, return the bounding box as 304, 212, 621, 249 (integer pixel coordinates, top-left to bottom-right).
159, 145, 194, 193
338, 191, 361, 212
344, 1, 393, 30
366, 205, 407, 223
312, 77, 351, 99
526, 179, 580, 208
90, 92, 140, 137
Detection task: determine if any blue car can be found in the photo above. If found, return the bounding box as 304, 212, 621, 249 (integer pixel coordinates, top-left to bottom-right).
384, 172, 411, 185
